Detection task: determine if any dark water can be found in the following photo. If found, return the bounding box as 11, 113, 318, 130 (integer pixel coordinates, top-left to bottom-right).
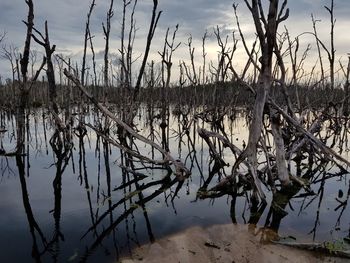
0, 107, 349, 263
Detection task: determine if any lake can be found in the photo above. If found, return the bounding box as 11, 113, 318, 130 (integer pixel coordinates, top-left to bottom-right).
0, 105, 349, 263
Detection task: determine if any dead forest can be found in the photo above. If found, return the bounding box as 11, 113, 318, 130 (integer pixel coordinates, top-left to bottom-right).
1, 0, 350, 262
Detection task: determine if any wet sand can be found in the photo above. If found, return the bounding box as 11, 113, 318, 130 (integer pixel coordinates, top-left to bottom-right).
120, 224, 348, 263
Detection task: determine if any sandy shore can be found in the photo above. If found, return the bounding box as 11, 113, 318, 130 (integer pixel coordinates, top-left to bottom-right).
120, 224, 348, 263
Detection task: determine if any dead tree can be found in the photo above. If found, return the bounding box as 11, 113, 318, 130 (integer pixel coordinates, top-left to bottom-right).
30, 21, 71, 157
325, 0, 336, 92
285, 27, 311, 113
340, 56, 350, 116
311, 14, 325, 88
125, 0, 138, 89
81, 0, 96, 86
133, 0, 162, 99
88, 28, 97, 86
29, 50, 38, 77
31, 21, 68, 142
120, 0, 132, 88
212, 26, 238, 82
233, 0, 290, 201
103, 0, 114, 87
31, 22, 59, 114
16, 0, 34, 154
311, 0, 336, 94
202, 30, 208, 85
181, 35, 198, 86
20, 0, 34, 83
233, 3, 261, 77
158, 24, 181, 90
158, 25, 181, 151
1, 45, 18, 85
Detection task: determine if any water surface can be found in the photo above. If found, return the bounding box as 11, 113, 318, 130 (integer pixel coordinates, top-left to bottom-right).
0, 106, 349, 262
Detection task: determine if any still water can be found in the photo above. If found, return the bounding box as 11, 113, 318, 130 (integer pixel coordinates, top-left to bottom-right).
0, 106, 349, 262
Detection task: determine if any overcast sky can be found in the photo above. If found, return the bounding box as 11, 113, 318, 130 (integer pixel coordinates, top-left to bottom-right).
0, 0, 349, 83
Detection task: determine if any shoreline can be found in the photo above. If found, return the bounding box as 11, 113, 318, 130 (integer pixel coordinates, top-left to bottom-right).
120, 223, 348, 263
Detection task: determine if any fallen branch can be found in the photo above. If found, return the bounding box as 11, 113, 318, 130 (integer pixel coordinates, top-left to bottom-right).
269, 99, 350, 167
84, 122, 167, 166
64, 68, 190, 180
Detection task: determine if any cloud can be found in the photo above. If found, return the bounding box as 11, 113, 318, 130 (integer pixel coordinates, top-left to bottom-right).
0, 0, 349, 83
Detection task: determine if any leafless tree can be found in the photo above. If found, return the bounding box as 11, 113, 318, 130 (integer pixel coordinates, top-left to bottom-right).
125, 0, 138, 89
311, 14, 325, 87
325, 0, 336, 91
201, 30, 208, 85
158, 24, 181, 89
88, 29, 97, 86
20, 0, 34, 83
232, 0, 290, 201
212, 26, 238, 82
81, 0, 96, 86
103, 0, 114, 87
1, 44, 18, 84
116, 0, 139, 90
182, 35, 198, 85
31, 21, 60, 118
311, 0, 336, 94
29, 50, 38, 77
285, 27, 311, 113
340, 55, 350, 115
134, 0, 162, 99
120, 0, 132, 88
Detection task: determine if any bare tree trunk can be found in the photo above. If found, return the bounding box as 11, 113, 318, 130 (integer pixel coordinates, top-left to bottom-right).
325, 0, 336, 92
270, 109, 289, 184
120, 0, 131, 88
311, 14, 325, 88
158, 25, 180, 151
20, 0, 34, 84
202, 31, 208, 85
81, 0, 96, 86
235, 0, 290, 200
340, 56, 350, 116
32, 21, 67, 132
133, 0, 162, 99
88, 29, 97, 87
16, 0, 34, 154
103, 0, 114, 87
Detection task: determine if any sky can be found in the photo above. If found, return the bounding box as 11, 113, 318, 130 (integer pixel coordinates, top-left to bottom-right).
0, 0, 349, 84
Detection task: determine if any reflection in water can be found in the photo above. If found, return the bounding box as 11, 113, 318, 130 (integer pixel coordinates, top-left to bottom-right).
0, 105, 349, 262
15, 109, 47, 263
17, 154, 47, 263
49, 128, 72, 263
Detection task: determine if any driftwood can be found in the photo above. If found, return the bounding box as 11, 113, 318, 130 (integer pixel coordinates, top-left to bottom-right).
63, 69, 190, 180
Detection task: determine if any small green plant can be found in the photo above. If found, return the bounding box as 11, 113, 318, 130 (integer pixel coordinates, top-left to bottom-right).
324, 239, 346, 253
